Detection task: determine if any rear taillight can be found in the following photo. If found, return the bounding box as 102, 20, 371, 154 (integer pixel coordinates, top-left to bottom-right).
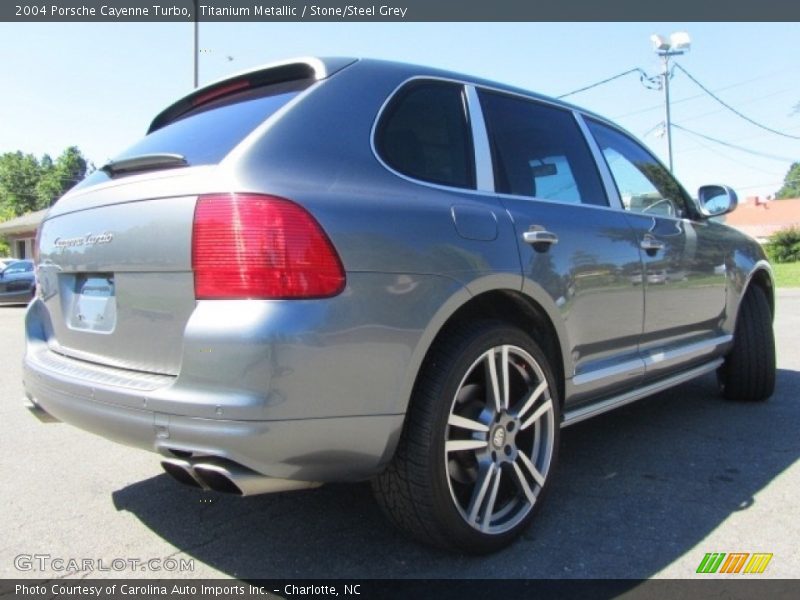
192, 193, 346, 300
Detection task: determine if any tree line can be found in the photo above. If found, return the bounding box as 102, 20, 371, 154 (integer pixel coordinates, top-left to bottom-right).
776, 162, 800, 199
0, 147, 89, 222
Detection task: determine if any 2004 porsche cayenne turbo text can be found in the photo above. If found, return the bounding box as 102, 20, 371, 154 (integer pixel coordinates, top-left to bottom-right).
24, 58, 775, 553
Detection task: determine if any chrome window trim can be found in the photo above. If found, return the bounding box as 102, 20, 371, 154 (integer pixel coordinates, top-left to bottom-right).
369, 75, 480, 194
369, 75, 646, 216
464, 85, 495, 193
476, 88, 612, 209
573, 111, 624, 211
579, 114, 699, 220
492, 191, 629, 215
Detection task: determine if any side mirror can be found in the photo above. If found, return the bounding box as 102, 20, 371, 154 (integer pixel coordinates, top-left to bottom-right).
697, 184, 738, 218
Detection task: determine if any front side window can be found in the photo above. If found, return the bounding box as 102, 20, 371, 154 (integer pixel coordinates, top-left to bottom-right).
586, 119, 693, 219
376, 81, 474, 189
478, 90, 608, 206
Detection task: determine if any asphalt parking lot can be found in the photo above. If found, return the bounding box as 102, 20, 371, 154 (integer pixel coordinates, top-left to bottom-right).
1, 291, 799, 580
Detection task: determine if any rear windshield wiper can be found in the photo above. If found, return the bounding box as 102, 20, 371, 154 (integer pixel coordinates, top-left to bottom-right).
100, 153, 188, 176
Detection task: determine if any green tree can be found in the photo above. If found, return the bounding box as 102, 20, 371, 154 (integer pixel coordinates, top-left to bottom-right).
36, 146, 87, 208
775, 162, 800, 199
0, 151, 42, 215
0, 147, 88, 216
0, 203, 14, 255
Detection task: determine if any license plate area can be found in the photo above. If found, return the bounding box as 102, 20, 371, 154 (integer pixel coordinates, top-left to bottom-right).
67, 274, 116, 333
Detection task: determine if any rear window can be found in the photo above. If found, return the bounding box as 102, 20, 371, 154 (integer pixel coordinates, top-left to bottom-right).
78, 80, 308, 188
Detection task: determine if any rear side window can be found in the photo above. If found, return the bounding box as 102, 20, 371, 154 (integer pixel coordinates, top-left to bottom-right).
78, 80, 308, 188
377, 81, 474, 189
478, 90, 608, 206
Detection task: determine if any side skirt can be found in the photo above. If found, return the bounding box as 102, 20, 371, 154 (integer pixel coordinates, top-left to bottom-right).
561, 359, 723, 428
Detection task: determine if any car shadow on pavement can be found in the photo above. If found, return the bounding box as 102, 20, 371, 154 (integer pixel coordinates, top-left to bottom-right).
111, 369, 800, 579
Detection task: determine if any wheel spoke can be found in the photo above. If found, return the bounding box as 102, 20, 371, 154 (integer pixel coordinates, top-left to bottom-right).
501, 345, 510, 411
444, 340, 556, 536
518, 450, 546, 487
480, 466, 503, 532
485, 348, 502, 413
467, 462, 498, 525
516, 380, 548, 423
531, 418, 541, 465
446, 439, 488, 453
511, 461, 537, 505
520, 398, 553, 431
448, 413, 490, 433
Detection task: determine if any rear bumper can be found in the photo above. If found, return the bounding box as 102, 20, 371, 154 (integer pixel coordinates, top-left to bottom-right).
23, 361, 403, 482
22, 271, 464, 482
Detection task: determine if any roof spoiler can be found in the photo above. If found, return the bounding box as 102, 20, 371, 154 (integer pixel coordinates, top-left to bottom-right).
148, 57, 358, 134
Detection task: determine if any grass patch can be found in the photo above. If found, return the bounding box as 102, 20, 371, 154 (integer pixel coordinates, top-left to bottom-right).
772, 261, 800, 288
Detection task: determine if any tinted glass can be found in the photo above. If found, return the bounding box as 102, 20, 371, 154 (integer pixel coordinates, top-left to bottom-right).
5, 261, 32, 274
78, 83, 306, 188
478, 91, 607, 206
377, 82, 474, 189
587, 119, 693, 219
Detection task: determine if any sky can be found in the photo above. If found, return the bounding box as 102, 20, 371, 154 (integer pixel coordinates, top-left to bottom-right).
1, 21, 798, 199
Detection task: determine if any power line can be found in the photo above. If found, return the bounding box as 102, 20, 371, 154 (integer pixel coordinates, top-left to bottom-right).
671, 123, 797, 162
679, 122, 800, 150
673, 129, 785, 177
676, 87, 794, 126
612, 67, 796, 120
673, 63, 800, 140
557, 68, 655, 99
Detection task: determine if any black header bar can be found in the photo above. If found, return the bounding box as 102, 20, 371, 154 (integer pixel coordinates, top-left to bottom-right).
4, 579, 800, 600
2, 0, 799, 22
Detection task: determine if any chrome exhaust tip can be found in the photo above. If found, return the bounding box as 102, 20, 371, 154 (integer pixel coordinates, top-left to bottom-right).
160, 458, 207, 490
160, 455, 321, 496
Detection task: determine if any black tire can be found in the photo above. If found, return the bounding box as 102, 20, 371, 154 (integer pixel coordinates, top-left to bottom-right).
372, 320, 560, 553
718, 286, 775, 402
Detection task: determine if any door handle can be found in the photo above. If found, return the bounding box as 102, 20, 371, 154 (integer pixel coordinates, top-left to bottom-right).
522, 230, 559, 246
640, 235, 664, 255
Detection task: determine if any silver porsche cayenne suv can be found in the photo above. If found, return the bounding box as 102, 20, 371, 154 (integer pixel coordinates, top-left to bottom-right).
24, 57, 775, 553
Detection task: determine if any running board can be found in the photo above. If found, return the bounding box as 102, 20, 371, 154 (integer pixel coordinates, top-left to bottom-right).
561, 359, 723, 428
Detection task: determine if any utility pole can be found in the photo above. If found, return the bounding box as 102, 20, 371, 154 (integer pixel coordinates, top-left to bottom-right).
660, 54, 673, 172
193, 0, 199, 88
650, 32, 691, 172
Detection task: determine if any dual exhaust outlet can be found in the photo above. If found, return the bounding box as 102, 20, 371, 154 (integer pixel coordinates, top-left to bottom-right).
26, 394, 321, 497
161, 456, 321, 496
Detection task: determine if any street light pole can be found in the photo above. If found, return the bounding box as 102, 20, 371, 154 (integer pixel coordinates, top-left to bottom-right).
650, 32, 691, 173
